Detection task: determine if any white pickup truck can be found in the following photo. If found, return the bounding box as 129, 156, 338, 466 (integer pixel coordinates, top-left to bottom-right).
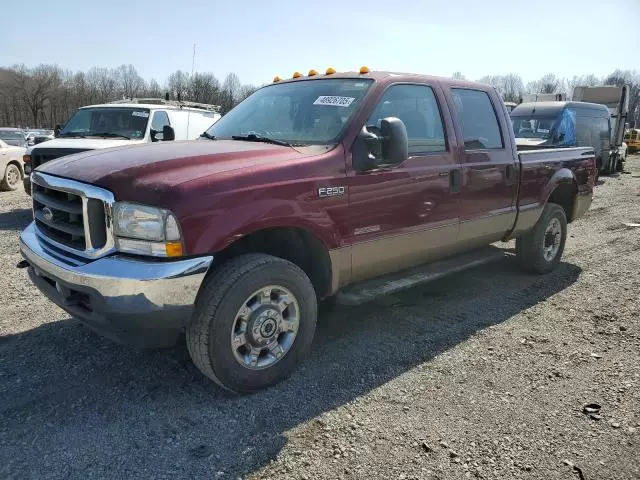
23, 99, 221, 193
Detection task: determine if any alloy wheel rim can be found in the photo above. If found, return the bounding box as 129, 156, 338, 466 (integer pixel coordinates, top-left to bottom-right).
543, 217, 562, 261
230, 285, 300, 370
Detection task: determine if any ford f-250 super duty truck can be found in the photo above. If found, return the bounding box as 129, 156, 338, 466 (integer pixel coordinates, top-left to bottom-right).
19, 68, 596, 393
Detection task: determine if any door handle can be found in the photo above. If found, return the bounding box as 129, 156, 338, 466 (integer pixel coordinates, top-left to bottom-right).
450, 169, 461, 193
506, 164, 514, 180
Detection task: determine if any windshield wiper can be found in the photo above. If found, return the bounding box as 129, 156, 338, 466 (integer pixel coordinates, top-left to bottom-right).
88, 132, 131, 140
200, 132, 216, 140
231, 133, 291, 147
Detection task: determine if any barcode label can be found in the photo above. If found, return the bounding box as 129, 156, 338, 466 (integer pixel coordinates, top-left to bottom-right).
313, 96, 356, 107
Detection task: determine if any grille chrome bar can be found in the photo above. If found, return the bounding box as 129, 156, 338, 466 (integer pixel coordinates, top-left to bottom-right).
31, 172, 116, 259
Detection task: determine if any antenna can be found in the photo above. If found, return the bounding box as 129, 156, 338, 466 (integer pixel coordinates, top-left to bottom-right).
186, 43, 196, 137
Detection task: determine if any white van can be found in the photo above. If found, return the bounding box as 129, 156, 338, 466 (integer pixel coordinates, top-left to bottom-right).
23, 99, 221, 193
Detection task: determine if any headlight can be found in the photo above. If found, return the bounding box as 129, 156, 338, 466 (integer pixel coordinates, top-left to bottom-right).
113, 202, 184, 257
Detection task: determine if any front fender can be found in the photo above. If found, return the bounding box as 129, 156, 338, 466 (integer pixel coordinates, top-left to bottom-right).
184, 197, 342, 255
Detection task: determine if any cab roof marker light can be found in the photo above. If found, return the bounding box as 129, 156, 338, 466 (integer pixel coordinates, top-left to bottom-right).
308, 69, 318, 76
359, 66, 370, 74
292, 71, 302, 78
273, 75, 281, 82
325, 67, 336, 75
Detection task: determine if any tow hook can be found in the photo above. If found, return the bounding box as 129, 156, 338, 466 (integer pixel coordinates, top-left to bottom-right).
16, 259, 29, 269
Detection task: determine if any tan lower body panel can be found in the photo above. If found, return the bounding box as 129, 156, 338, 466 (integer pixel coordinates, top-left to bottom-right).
458, 209, 517, 251
508, 203, 544, 239
348, 223, 459, 284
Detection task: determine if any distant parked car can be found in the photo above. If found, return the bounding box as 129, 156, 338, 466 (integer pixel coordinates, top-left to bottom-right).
0, 128, 27, 148
27, 129, 55, 145
0, 138, 25, 191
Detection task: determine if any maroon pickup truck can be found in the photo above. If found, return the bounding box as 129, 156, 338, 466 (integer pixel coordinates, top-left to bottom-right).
19, 69, 596, 393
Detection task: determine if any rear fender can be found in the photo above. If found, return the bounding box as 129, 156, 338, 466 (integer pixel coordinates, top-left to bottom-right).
540, 167, 577, 206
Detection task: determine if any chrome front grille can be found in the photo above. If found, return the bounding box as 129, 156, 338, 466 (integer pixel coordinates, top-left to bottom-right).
31, 172, 116, 259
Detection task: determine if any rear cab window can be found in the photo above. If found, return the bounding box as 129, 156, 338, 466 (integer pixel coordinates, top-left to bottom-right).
451, 89, 504, 150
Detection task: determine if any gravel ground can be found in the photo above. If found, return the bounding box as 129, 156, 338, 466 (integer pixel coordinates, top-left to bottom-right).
1, 157, 639, 480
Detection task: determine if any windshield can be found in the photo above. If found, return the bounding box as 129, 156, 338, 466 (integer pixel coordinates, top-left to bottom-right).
0, 130, 25, 141
205, 79, 374, 145
60, 107, 150, 139
512, 116, 558, 140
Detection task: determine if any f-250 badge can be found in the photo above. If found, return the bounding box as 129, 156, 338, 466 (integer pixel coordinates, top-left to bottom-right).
318, 186, 346, 198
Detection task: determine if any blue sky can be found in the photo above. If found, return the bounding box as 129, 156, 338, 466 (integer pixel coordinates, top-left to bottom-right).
2, 0, 638, 86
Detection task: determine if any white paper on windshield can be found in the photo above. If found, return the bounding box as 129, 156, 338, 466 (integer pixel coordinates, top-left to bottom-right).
313, 96, 356, 107
132, 111, 150, 118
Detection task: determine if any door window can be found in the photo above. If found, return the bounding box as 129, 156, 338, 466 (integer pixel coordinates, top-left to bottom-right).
451, 89, 503, 149
367, 84, 446, 154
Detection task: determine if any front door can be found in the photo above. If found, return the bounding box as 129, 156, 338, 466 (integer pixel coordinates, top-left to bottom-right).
343, 83, 461, 283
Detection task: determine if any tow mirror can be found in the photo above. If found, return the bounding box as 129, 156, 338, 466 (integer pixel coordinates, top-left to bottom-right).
162, 125, 175, 141
352, 117, 408, 171
380, 117, 408, 165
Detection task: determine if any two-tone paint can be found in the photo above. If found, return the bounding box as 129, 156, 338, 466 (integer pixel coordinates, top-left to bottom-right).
37, 71, 597, 297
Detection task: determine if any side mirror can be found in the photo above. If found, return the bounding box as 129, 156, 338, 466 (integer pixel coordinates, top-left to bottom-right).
162, 125, 175, 141
352, 117, 409, 171
380, 117, 408, 165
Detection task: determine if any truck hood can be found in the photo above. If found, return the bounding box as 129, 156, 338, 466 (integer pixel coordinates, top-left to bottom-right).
27, 137, 145, 154
37, 140, 319, 201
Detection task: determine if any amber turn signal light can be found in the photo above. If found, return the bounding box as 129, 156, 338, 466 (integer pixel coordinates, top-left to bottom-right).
165, 241, 184, 257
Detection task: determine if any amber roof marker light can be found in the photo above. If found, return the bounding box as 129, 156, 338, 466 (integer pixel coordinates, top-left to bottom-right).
273, 75, 281, 82
325, 67, 336, 75
360, 66, 370, 74
292, 71, 302, 78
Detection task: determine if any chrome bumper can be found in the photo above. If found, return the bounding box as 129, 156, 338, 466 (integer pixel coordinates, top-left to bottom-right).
19, 222, 213, 347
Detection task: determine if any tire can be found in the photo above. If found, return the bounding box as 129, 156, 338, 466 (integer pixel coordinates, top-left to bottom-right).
186, 253, 317, 393
516, 203, 567, 274
0, 163, 22, 191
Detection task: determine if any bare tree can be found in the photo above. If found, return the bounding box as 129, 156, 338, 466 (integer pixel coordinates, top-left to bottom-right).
451, 72, 466, 80
167, 70, 190, 101
220, 73, 241, 114
12, 64, 61, 126
116, 64, 144, 99
189, 72, 220, 104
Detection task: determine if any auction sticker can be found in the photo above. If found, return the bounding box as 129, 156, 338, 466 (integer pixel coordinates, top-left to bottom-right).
132, 111, 150, 118
313, 96, 355, 107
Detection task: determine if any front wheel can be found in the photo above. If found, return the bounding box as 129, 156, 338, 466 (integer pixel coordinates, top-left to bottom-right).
0, 163, 22, 191
186, 254, 317, 393
516, 203, 567, 274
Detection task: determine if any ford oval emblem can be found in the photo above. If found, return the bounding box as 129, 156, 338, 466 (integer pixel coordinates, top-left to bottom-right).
42, 207, 54, 222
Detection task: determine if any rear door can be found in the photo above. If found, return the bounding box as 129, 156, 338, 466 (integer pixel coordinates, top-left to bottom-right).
445, 87, 518, 248
344, 82, 461, 282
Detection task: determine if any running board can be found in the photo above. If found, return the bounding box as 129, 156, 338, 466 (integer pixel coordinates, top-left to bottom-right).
336, 246, 508, 306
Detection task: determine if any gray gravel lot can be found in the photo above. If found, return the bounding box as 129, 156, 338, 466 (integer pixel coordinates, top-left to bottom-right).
1, 157, 639, 480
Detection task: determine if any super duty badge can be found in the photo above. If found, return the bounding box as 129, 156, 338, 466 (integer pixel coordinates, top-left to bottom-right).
318, 186, 346, 198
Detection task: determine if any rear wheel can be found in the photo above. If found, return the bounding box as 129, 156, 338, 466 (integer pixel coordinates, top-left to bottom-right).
186, 254, 317, 393
516, 203, 567, 274
0, 164, 21, 191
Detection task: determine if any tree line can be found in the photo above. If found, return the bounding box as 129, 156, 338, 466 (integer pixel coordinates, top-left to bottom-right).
1, 64, 638, 128
0, 64, 258, 128
453, 70, 640, 126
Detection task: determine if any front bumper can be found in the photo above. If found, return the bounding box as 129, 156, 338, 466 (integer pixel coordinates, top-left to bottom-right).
19, 222, 213, 347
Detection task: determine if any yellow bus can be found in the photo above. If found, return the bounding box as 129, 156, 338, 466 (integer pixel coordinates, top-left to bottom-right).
625, 129, 640, 153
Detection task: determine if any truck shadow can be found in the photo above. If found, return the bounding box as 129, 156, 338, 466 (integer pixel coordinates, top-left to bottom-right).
0, 207, 32, 231
0, 258, 581, 478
